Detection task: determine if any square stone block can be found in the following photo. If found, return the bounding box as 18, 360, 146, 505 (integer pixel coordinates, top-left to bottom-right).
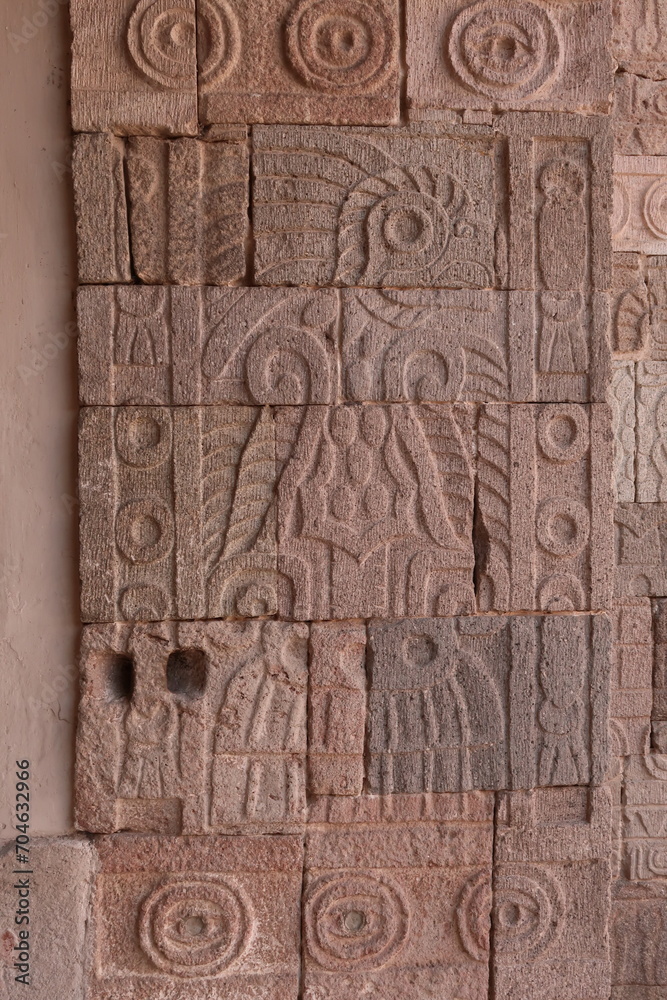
609, 362, 636, 503
302, 801, 493, 1000
476, 403, 614, 612
613, 156, 667, 254
613, 0, 667, 80
197, 0, 400, 125
252, 115, 612, 294
407, 0, 613, 116
75, 620, 309, 834
73, 132, 249, 285
494, 787, 612, 1000
88, 834, 303, 1000
70, 0, 198, 135
615, 502, 667, 598
366, 614, 610, 794
275, 403, 476, 620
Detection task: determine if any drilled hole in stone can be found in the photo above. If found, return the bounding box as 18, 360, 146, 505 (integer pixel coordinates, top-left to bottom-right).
166, 648, 208, 700
104, 654, 134, 702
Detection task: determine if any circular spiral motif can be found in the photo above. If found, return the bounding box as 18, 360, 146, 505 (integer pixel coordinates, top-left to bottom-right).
448, 0, 561, 101
494, 866, 564, 960
536, 406, 589, 464
285, 0, 397, 91
115, 499, 174, 564
127, 0, 197, 89
139, 876, 252, 977
643, 178, 667, 241
305, 872, 409, 970
197, 0, 242, 91
536, 497, 590, 558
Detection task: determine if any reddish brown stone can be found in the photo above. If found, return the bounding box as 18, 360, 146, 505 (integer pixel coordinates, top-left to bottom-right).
303, 797, 494, 1000
611, 601, 653, 758
614, 73, 667, 155
70, 0, 198, 135
615, 502, 667, 598
75, 620, 308, 834
613, 0, 667, 80
407, 0, 613, 117
610, 361, 636, 502
613, 155, 667, 254
476, 403, 614, 612
88, 833, 303, 1000
198, 0, 400, 126
73, 134, 131, 284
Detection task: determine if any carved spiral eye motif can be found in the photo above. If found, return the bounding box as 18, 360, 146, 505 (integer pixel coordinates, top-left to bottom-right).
127, 0, 197, 89
448, 0, 562, 101
305, 873, 409, 970
197, 0, 242, 91
285, 0, 398, 91
493, 866, 565, 960
139, 876, 253, 977
643, 178, 667, 241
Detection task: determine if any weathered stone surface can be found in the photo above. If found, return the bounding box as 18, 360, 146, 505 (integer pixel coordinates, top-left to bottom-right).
613, 0, 667, 80
77, 286, 340, 406
609, 361, 636, 502
476, 403, 614, 612
276, 403, 476, 619
407, 0, 613, 116
79, 404, 278, 622
495, 786, 612, 1000
73, 134, 131, 284
367, 614, 610, 794
653, 599, 667, 743
126, 134, 249, 284
0, 838, 93, 999
647, 256, 667, 358
303, 800, 493, 1000
75, 620, 309, 834
253, 116, 613, 294
615, 502, 667, 598
308, 622, 366, 796
611, 602, 653, 759
73, 133, 249, 285
612, 253, 650, 355
198, 0, 400, 126
614, 73, 667, 155
612, 880, 667, 1000
636, 360, 667, 500
70, 0, 198, 135
88, 833, 303, 999
613, 155, 667, 254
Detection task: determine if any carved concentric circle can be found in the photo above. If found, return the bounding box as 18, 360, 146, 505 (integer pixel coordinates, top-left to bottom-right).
644, 178, 667, 241
494, 865, 565, 960
197, 0, 242, 91
612, 177, 631, 237
286, 0, 397, 91
536, 497, 590, 558
456, 870, 491, 962
115, 408, 172, 469
305, 872, 409, 970
115, 499, 174, 564
536, 405, 589, 464
448, 0, 561, 101
127, 0, 197, 88
139, 876, 252, 977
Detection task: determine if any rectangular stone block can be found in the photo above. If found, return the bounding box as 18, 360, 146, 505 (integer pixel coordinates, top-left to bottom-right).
615, 502, 667, 598
252, 115, 612, 328
276, 403, 476, 620
302, 806, 493, 1000
77, 285, 340, 406
476, 403, 614, 612
613, 155, 667, 254
70, 0, 198, 134
611, 253, 650, 355
75, 620, 309, 834
611, 602, 653, 758
609, 361, 636, 503
73, 133, 249, 285
198, 0, 400, 125
647, 257, 667, 357
612, 881, 667, 999
614, 73, 667, 155
494, 787, 612, 1000
72, 134, 131, 284
652, 599, 667, 746
88, 834, 303, 1000
308, 622, 366, 796
79, 404, 280, 622
613, 0, 667, 79
619, 753, 667, 881
407, 0, 613, 116
636, 361, 667, 500
126, 134, 249, 284
0, 838, 93, 1000
366, 615, 610, 795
